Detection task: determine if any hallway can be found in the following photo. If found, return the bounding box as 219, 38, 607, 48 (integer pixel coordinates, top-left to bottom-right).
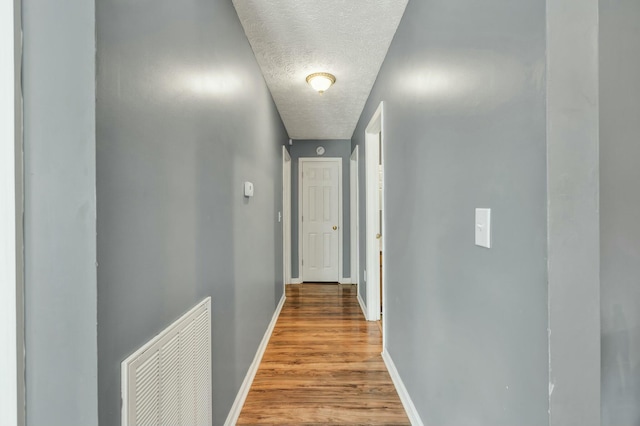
9, 0, 633, 423
237, 284, 409, 425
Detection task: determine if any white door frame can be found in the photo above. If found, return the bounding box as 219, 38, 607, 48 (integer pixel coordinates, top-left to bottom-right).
282, 147, 291, 289
298, 157, 343, 282
1, 0, 19, 423
365, 102, 384, 322
350, 146, 359, 286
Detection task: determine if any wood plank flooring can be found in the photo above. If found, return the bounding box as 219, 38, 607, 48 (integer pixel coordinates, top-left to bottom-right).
237, 283, 410, 425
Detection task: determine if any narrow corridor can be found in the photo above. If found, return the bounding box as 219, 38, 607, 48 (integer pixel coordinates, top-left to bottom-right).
237, 284, 409, 425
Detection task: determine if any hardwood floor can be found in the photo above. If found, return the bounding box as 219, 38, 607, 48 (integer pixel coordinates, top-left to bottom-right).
237, 283, 410, 425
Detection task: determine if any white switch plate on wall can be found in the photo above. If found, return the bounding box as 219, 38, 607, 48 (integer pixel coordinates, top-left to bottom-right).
475, 208, 491, 248
244, 181, 254, 197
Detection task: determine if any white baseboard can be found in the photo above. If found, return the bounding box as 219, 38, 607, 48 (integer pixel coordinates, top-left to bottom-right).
224, 294, 286, 426
357, 291, 367, 320
290, 278, 353, 284
381, 349, 424, 426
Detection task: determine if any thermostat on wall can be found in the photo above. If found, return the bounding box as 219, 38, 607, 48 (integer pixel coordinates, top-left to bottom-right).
244, 181, 254, 197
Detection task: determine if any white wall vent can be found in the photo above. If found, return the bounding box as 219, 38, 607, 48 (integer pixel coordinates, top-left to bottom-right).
122, 298, 212, 426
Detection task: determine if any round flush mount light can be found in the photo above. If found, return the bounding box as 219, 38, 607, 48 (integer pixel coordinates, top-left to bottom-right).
306, 72, 336, 94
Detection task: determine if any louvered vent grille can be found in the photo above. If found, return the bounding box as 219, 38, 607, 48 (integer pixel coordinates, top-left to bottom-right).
122, 298, 212, 426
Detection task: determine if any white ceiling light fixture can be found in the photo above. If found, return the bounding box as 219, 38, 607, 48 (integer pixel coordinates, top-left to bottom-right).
233, 0, 409, 138
306, 72, 336, 94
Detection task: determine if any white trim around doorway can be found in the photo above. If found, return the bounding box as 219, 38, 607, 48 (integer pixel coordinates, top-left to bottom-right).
282, 147, 291, 289
350, 146, 359, 287
1, 1, 19, 423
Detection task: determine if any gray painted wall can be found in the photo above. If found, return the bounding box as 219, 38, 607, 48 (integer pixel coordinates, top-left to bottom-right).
546, 1, 600, 425
600, 0, 640, 424
96, 0, 287, 424
289, 140, 351, 280
351, 0, 549, 424
22, 0, 98, 424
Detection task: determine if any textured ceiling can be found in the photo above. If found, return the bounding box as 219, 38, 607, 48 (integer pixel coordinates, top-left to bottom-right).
232, 0, 409, 140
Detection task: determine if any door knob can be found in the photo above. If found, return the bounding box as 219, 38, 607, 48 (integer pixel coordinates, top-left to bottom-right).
333, 226, 338, 230
376, 233, 381, 239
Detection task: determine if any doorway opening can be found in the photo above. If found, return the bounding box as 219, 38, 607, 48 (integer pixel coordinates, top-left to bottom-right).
282, 146, 291, 290
349, 146, 359, 288
298, 157, 343, 283
364, 102, 384, 335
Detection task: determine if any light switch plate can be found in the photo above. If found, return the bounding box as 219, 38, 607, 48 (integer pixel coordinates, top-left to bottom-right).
475, 208, 491, 248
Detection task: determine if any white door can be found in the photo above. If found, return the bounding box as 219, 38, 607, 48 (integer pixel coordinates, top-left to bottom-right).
365, 102, 384, 321
301, 159, 341, 282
